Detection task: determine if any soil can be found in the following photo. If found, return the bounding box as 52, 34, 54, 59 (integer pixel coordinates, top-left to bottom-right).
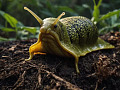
0, 32, 120, 90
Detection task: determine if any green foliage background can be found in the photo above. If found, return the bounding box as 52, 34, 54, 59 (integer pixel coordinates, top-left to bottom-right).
0, 0, 120, 41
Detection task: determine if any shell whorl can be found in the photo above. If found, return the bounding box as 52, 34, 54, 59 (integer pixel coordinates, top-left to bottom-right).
60, 16, 98, 45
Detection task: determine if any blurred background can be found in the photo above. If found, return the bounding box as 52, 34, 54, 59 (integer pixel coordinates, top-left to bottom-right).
0, 0, 120, 41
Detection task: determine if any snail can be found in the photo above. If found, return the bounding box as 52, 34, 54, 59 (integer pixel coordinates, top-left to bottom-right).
24, 7, 114, 73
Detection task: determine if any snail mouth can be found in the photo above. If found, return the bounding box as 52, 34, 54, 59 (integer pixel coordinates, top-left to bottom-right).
39, 29, 62, 55
40, 29, 59, 42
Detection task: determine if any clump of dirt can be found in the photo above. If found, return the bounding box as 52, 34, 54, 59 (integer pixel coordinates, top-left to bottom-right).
0, 32, 120, 90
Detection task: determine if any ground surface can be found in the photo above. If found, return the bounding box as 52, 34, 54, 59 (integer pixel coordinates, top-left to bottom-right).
0, 32, 120, 90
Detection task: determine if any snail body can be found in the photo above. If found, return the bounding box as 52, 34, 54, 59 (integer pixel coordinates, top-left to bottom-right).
24, 7, 114, 73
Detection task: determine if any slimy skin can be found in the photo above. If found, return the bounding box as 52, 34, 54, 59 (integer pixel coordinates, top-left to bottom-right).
24, 7, 114, 73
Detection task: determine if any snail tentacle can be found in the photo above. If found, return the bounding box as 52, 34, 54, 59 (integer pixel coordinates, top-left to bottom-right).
24, 7, 43, 25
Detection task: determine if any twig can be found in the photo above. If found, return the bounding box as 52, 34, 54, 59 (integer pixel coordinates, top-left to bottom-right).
35, 69, 42, 90
42, 69, 82, 90
38, 69, 41, 86
13, 71, 26, 90
95, 81, 98, 90
26, 61, 82, 89
87, 73, 96, 77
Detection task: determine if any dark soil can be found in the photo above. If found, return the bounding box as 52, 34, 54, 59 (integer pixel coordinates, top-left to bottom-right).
0, 32, 120, 90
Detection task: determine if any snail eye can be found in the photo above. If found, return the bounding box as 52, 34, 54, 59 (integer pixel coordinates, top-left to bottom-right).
54, 24, 57, 28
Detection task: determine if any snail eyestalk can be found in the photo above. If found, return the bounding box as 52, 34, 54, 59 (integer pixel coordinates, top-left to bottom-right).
24, 7, 43, 25
53, 12, 65, 25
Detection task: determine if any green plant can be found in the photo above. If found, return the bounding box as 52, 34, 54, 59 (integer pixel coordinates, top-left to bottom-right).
92, 0, 120, 34
0, 10, 39, 41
